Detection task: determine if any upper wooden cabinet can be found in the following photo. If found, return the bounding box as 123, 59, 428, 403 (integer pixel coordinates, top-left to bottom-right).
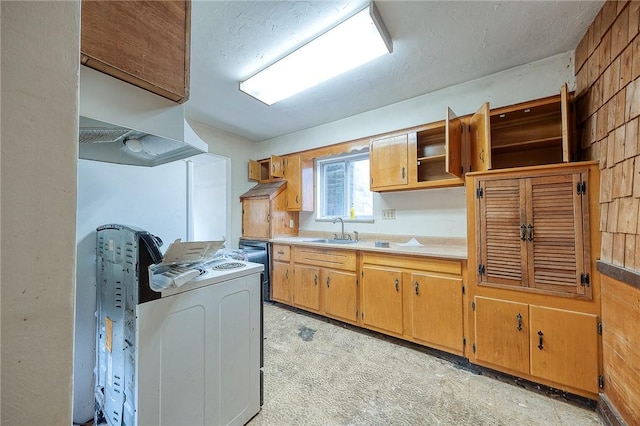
467, 85, 573, 172
370, 134, 409, 189
81, 1, 191, 103
473, 166, 592, 299
248, 155, 284, 182
283, 154, 314, 212
239, 181, 298, 239
370, 121, 464, 192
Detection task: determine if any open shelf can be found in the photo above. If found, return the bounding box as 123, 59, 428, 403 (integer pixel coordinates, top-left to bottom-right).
416, 124, 449, 183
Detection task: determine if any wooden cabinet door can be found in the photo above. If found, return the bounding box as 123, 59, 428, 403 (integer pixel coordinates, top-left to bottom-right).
477, 177, 528, 289
361, 266, 403, 335
271, 261, 291, 303
445, 108, 463, 178
370, 134, 409, 189
529, 305, 599, 393
473, 297, 530, 375
469, 102, 491, 172
242, 198, 270, 239
284, 154, 302, 211
293, 265, 321, 312
248, 160, 262, 181
81, 1, 190, 103
526, 172, 590, 297
324, 270, 358, 323
410, 273, 463, 352
270, 155, 284, 179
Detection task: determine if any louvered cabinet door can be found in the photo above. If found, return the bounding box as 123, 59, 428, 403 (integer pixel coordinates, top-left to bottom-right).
477, 178, 527, 288
526, 171, 591, 298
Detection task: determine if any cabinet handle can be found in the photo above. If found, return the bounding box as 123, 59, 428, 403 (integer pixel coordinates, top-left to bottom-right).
414, 281, 419, 295
395, 278, 399, 292
267, 214, 271, 222
272, 164, 275, 173
516, 313, 522, 331
314, 274, 318, 286
401, 167, 406, 179
326, 276, 331, 288
520, 224, 527, 241
537, 330, 544, 350
277, 250, 285, 255
285, 270, 289, 279
479, 149, 485, 162
296, 195, 299, 204
527, 224, 534, 241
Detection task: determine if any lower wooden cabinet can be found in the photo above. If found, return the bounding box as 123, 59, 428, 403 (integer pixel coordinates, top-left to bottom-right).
323, 269, 358, 323
361, 266, 404, 335
289, 246, 359, 324
473, 296, 599, 395
361, 253, 466, 355
293, 264, 321, 312
410, 273, 464, 352
271, 244, 292, 303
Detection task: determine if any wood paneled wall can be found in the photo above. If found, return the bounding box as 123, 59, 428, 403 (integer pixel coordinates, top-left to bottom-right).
575, 1, 640, 423
575, 0, 640, 270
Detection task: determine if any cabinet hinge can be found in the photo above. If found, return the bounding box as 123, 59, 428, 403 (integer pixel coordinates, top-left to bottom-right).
362, 271, 364, 278
468, 124, 471, 133
478, 264, 485, 277
576, 181, 587, 195
356, 279, 359, 287
463, 337, 466, 346
476, 187, 483, 199
599, 375, 605, 389
371, 177, 374, 185
597, 321, 603, 335
580, 273, 591, 287
356, 309, 358, 319
471, 301, 476, 311
362, 311, 364, 320
462, 285, 465, 295
472, 343, 476, 353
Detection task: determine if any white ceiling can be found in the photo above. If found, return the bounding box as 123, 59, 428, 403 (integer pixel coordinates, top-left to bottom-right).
186, 1, 603, 142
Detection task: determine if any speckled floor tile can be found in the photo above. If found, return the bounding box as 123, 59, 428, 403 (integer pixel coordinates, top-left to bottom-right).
248, 304, 601, 426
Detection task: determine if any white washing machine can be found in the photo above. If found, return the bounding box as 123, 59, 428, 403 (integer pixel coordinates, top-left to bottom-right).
95, 225, 263, 426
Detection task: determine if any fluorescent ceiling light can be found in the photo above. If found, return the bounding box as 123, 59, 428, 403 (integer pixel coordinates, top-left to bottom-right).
240, 2, 392, 105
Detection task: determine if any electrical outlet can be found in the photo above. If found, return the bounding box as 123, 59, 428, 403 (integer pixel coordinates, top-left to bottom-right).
382, 209, 396, 220
289, 219, 295, 228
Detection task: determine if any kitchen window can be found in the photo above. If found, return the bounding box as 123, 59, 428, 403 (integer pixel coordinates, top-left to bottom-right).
317, 152, 373, 221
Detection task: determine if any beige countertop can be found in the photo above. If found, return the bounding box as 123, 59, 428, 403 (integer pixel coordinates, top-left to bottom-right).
270, 232, 467, 260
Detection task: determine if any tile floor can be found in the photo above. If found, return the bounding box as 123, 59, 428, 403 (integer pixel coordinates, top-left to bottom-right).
249, 303, 602, 426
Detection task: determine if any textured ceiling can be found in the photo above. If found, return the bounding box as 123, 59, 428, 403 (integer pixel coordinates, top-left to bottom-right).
186, 1, 603, 142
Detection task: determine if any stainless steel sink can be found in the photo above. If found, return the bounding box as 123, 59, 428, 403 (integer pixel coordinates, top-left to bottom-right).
308, 238, 358, 245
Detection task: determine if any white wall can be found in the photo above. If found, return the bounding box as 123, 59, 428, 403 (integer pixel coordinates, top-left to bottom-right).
1, 2, 79, 424
190, 153, 229, 241
258, 52, 576, 238
188, 121, 258, 247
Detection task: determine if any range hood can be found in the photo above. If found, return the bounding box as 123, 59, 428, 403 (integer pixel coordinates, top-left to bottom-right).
79, 116, 208, 167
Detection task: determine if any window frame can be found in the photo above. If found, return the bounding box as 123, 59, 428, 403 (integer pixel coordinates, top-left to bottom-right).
316, 152, 374, 223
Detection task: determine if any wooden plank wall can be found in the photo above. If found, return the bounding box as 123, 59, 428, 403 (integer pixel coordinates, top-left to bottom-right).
575, 1, 640, 423
600, 274, 640, 423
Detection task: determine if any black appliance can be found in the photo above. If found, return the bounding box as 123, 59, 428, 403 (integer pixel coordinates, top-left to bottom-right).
239, 239, 270, 301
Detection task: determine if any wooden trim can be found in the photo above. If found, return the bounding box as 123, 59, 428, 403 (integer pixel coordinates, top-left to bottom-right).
597, 261, 640, 290
597, 394, 627, 426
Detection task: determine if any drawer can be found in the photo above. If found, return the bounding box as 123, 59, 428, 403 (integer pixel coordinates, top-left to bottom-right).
272, 244, 291, 262
293, 247, 356, 271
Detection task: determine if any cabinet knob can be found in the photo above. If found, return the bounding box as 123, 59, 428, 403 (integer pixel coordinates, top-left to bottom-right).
395, 278, 399, 292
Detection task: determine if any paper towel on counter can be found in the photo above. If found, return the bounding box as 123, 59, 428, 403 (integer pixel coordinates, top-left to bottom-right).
395, 238, 423, 247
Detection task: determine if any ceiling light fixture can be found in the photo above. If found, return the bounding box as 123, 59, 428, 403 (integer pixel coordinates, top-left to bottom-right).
239, 2, 392, 106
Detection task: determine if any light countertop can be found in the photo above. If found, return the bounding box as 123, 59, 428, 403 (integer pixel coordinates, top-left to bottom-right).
270, 233, 467, 260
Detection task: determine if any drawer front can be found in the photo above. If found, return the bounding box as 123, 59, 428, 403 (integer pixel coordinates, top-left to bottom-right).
293, 247, 356, 271
272, 244, 291, 262
362, 252, 462, 276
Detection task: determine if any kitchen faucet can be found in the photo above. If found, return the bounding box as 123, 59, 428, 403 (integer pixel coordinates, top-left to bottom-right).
332, 217, 348, 240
